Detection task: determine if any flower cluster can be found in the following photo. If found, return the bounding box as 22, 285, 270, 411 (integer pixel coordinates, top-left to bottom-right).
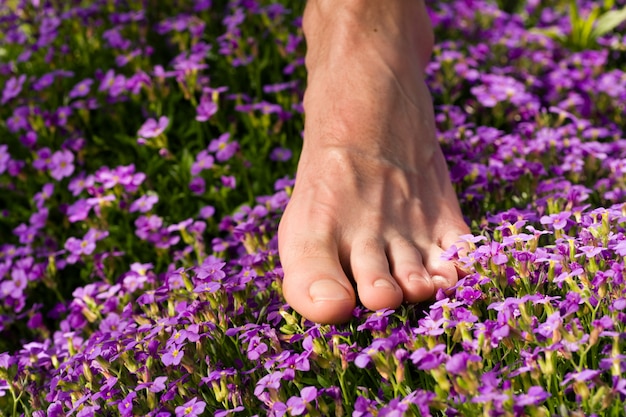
0, 0, 625, 416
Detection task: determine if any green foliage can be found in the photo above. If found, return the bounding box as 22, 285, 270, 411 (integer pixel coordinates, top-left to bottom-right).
532, 0, 626, 50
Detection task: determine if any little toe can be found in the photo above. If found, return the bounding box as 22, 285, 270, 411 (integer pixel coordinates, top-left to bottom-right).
350, 237, 403, 311
387, 238, 434, 303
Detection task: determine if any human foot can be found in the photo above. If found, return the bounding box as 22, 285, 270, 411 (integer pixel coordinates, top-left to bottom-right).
278, 0, 470, 324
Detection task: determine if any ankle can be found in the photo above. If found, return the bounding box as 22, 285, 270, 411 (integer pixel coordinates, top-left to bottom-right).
302, 0, 434, 74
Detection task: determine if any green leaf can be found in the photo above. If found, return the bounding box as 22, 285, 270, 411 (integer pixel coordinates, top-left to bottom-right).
591, 6, 626, 39
528, 27, 566, 43
579, 6, 602, 47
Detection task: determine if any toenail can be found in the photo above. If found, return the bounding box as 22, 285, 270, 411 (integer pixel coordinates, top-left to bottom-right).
373, 278, 395, 290
409, 273, 430, 283
432, 275, 451, 288
310, 280, 351, 302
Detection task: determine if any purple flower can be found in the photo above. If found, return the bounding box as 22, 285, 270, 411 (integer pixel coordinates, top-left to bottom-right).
161, 344, 184, 366
220, 175, 236, 189
561, 369, 601, 386
286, 386, 318, 416
49, 149, 75, 180
475, 241, 508, 265
129, 194, 159, 213
99, 69, 126, 97
445, 352, 481, 375
118, 391, 136, 417
67, 199, 92, 223
613, 239, 626, 256
196, 97, 218, 121
189, 177, 206, 195
20, 130, 37, 147
410, 344, 447, 370
534, 311, 562, 339
0, 145, 10, 175
209, 133, 238, 161
2, 74, 27, 104
64, 229, 99, 263
514, 386, 551, 407
175, 397, 206, 417
69, 78, 93, 99
191, 150, 214, 175
150, 376, 168, 393
254, 371, 283, 397
270, 147, 292, 162
357, 309, 394, 332
138, 116, 169, 141
199, 205, 215, 219
32, 147, 53, 171
247, 336, 268, 360
540, 211, 571, 230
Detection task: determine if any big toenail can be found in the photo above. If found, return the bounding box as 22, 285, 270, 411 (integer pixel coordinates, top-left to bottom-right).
373, 279, 395, 289
310, 280, 351, 302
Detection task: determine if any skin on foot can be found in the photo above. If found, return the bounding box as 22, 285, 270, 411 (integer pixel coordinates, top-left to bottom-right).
278, 0, 470, 324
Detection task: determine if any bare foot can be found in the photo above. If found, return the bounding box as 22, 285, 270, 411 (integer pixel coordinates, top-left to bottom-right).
278, 0, 469, 324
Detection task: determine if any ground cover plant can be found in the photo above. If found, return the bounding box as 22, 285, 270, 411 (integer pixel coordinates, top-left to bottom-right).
1, 0, 626, 415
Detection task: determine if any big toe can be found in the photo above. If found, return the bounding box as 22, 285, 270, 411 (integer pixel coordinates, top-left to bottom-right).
282, 255, 356, 324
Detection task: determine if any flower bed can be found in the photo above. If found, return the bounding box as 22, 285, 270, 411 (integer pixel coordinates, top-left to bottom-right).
1, 0, 626, 415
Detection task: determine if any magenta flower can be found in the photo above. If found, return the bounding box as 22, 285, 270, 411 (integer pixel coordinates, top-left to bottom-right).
117, 391, 136, 417
220, 175, 236, 189
33, 183, 54, 208
445, 352, 481, 375
534, 311, 562, 339
138, 116, 169, 141
99, 70, 126, 97
270, 147, 292, 162
196, 97, 218, 121
66, 199, 92, 223
514, 386, 551, 407
246, 336, 268, 360
199, 205, 215, 219
68, 78, 93, 99
64, 229, 99, 263
32, 147, 53, 171
161, 344, 184, 366
410, 344, 447, 370
190, 150, 214, 175
175, 398, 206, 417
189, 177, 206, 195
49, 149, 75, 180
2, 74, 27, 104
540, 211, 571, 231
0, 145, 10, 175
129, 194, 159, 213
286, 387, 318, 416
561, 369, 601, 386
68, 173, 95, 196
209, 133, 238, 161
20, 130, 37, 147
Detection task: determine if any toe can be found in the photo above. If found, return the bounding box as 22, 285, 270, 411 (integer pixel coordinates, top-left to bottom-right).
281, 237, 356, 324
423, 243, 460, 292
387, 238, 434, 303
350, 236, 403, 311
